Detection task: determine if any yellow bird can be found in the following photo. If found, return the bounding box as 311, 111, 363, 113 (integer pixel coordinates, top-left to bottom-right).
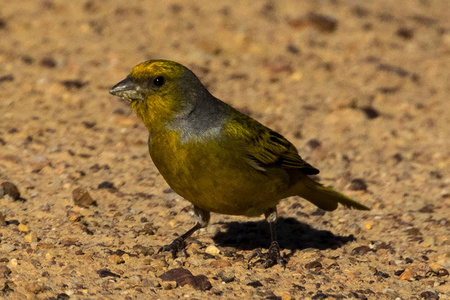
110, 60, 369, 267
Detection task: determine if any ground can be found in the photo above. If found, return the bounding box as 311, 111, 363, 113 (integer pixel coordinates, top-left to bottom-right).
0, 0, 449, 299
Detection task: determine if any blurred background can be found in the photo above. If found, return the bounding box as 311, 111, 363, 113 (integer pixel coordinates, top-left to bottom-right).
0, 0, 449, 298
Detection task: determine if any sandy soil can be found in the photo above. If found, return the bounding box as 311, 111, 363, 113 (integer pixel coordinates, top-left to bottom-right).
1, 0, 449, 299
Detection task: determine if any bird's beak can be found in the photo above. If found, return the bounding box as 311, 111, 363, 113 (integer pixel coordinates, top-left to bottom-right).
109, 76, 144, 101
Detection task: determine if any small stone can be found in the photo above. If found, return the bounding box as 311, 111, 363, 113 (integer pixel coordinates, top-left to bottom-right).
304, 260, 322, 269
349, 178, 368, 191
209, 260, 232, 267
217, 270, 235, 283
288, 13, 338, 33
38, 243, 55, 249
205, 245, 220, 255
108, 254, 124, 264
159, 268, 212, 291
2, 244, 15, 252
352, 245, 372, 255
428, 263, 443, 273
384, 288, 398, 297
306, 139, 321, 150
67, 210, 82, 222
72, 187, 94, 208
0, 265, 11, 278
9, 258, 18, 267
30, 156, 51, 171
247, 280, 263, 288
0, 212, 6, 226
97, 268, 121, 278
0, 182, 21, 201
140, 223, 156, 235
18, 224, 29, 232
361, 106, 380, 119
420, 291, 439, 299
60, 237, 79, 247
396, 27, 414, 39
24, 232, 38, 243
399, 268, 415, 280
25, 282, 46, 294
437, 268, 449, 277
418, 204, 434, 213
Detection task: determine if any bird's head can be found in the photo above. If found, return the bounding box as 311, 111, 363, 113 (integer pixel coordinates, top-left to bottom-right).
110, 60, 208, 128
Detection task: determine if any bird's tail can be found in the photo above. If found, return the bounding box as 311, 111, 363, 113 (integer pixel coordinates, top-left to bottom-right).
296, 175, 370, 211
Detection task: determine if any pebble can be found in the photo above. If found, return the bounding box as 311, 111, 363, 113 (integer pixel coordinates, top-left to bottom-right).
2, 244, 15, 252
217, 270, 235, 283
0, 265, 11, 278
205, 245, 220, 255
18, 224, 29, 232
429, 263, 444, 273
24, 232, 38, 243
25, 282, 46, 294
399, 268, 414, 280
30, 156, 51, 170
8, 258, 18, 267
384, 288, 398, 297
72, 187, 94, 208
0, 181, 21, 201
192, 260, 202, 267
209, 260, 232, 267
0, 212, 6, 226
159, 268, 212, 291
348, 178, 368, 191
304, 260, 322, 270
108, 254, 124, 264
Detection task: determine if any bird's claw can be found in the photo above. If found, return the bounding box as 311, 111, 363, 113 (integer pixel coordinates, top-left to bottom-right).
157, 237, 187, 258
248, 242, 286, 268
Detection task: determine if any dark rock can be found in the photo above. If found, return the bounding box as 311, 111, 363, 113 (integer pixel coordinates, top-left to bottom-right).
40, 57, 57, 68
352, 245, 372, 255
217, 270, 235, 283
0, 74, 14, 83
0, 182, 21, 201
306, 138, 322, 150
97, 268, 121, 278
305, 260, 322, 269
72, 187, 94, 208
247, 280, 263, 288
349, 179, 368, 191
159, 268, 212, 291
396, 27, 414, 39
361, 106, 380, 119
0, 265, 11, 278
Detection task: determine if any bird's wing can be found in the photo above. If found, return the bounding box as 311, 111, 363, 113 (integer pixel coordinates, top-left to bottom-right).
224, 114, 319, 174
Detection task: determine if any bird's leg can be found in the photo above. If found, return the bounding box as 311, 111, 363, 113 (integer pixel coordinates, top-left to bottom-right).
158, 206, 210, 258
249, 206, 286, 268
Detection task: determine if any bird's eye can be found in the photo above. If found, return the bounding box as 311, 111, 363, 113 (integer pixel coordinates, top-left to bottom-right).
153, 76, 165, 87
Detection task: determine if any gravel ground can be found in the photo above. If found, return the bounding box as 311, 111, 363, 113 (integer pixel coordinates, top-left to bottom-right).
0, 0, 449, 299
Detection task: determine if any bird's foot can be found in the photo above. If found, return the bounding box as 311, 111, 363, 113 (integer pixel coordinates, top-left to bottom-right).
157, 237, 188, 258
248, 241, 286, 268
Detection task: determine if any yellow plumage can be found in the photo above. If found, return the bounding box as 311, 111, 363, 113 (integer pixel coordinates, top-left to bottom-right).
110, 59, 369, 267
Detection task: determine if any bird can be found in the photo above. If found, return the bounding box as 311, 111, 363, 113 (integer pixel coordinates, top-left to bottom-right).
109, 59, 370, 268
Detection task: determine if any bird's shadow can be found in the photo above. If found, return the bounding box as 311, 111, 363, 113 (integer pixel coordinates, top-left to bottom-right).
212, 217, 355, 253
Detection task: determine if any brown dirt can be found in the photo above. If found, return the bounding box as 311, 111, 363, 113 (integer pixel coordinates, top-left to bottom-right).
1, 0, 449, 299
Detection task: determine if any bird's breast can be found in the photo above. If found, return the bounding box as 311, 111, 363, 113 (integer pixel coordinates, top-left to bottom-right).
148, 129, 291, 216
